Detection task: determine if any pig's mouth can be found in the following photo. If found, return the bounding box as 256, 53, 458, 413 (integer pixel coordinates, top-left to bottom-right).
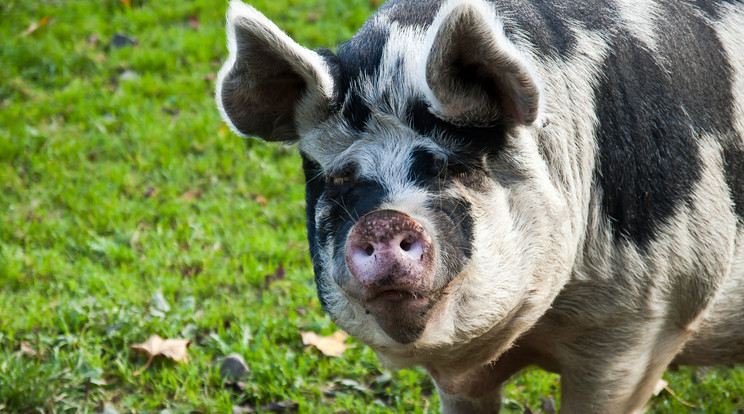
367, 288, 422, 302
341, 209, 445, 343
360, 286, 443, 344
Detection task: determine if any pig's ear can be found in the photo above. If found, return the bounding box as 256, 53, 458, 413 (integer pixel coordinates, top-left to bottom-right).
216, 1, 336, 141
424, 1, 541, 127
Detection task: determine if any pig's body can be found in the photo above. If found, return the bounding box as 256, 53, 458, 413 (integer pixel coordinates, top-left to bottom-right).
216, 0, 744, 411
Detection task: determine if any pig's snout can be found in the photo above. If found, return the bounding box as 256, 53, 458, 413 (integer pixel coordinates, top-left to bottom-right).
346, 210, 434, 298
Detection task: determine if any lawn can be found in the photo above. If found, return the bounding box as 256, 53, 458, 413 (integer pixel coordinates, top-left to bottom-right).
1, 0, 742, 412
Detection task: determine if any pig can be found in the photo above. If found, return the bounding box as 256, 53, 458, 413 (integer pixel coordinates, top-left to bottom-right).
215, 0, 744, 412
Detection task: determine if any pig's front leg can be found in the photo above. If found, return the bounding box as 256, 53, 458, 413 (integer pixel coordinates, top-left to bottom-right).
438, 386, 503, 414
557, 323, 694, 414
429, 347, 536, 414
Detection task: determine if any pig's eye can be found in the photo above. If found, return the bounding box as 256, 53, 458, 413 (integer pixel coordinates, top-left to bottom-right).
325, 167, 357, 198
328, 175, 352, 186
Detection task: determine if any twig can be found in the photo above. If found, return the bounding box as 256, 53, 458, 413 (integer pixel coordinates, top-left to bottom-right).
133, 355, 155, 376
664, 385, 698, 408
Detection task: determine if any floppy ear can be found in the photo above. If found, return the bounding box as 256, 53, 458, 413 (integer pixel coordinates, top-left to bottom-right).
424, 1, 541, 126
216, 0, 336, 141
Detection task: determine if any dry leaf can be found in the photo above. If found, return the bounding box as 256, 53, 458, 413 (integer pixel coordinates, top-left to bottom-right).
130, 335, 191, 375
21, 16, 50, 36
263, 265, 286, 289
20, 342, 38, 357
656, 379, 697, 408
182, 188, 203, 202
188, 14, 200, 30
300, 331, 352, 357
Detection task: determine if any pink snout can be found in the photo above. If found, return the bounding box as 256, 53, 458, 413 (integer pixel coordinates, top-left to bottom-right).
345, 210, 434, 299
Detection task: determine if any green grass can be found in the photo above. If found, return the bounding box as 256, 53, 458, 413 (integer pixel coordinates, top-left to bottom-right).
1, 0, 743, 412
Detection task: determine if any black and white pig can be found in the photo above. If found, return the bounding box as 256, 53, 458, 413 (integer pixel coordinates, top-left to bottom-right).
215, 0, 744, 411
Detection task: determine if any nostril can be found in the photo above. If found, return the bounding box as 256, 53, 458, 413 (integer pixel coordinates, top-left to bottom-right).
400, 238, 413, 252
363, 244, 375, 256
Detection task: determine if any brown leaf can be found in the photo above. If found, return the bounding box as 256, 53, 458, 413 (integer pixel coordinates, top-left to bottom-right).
263, 265, 286, 289
120, 0, 132, 8
188, 14, 200, 30
130, 335, 191, 375
182, 188, 203, 201
306, 11, 320, 23
657, 380, 698, 408
21, 16, 50, 36
300, 331, 352, 357
20, 342, 38, 357
255, 195, 268, 206
180, 263, 203, 278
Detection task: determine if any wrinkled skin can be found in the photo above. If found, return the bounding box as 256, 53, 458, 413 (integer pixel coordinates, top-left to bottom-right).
216, 0, 744, 412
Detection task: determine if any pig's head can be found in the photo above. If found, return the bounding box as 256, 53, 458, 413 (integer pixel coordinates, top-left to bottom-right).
216, 0, 573, 369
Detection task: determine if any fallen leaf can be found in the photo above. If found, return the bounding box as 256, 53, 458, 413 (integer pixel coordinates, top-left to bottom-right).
130, 335, 190, 375
657, 380, 698, 408
300, 331, 352, 357
263, 265, 285, 289
180, 263, 203, 278
21, 16, 50, 36
182, 188, 203, 202
307, 11, 320, 23
255, 194, 268, 206
120, 0, 132, 8
188, 14, 200, 30
20, 342, 38, 357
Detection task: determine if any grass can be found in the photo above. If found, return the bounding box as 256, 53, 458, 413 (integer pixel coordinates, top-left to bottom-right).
1, 0, 742, 412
